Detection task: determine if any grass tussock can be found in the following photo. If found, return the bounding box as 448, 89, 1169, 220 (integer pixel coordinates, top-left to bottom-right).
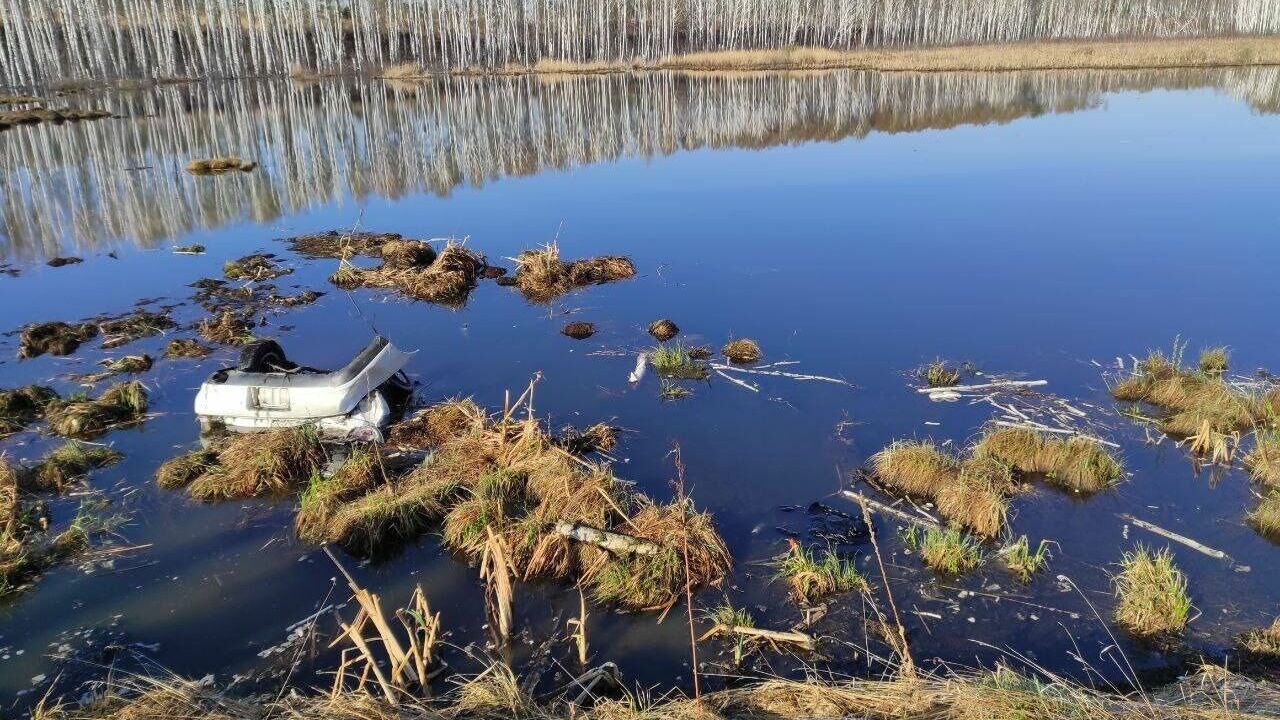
923, 359, 961, 388
223, 253, 291, 281
387, 398, 486, 450
562, 321, 595, 339
1113, 546, 1192, 640
935, 455, 1012, 539
870, 440, 961, 499
974, 427, 1122, 494
154, 448, 220, 490
1238, 617, 1280, 659
1247, 491, 1280, 541
722, 338, 761, 365
773, 542, 867, 605
512, 243, 636, 303
379, 239, 437, 268
343, 241, 485, 306
1004, 535, 1051, 583
188, 427, 325, 501
651, 343, 710, 381
0, 385, 58, 436
98, 310, 176, 349
186, 156, 257, 174
1244, 431, 1280, 488
556, 423, 617, 455
45, 381, 148, 439
285, 230, 404, 259
295, 448, 386, 544
912, 526, 982, 574
25, 441, 121, 492
197, 310, 257, 345
163, 338, 213, 359
648, 319, 679, 341
18, 320, 98, 358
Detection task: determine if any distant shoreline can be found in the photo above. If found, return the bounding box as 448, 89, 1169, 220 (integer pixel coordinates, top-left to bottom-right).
432, 36, 1280, 78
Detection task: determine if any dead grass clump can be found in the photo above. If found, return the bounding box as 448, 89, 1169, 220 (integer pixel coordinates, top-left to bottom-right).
163, 338, 213, 359
285, 230, 401, 259
186, 156, 256, 174
1248, 491, 1280, 541
870, 440, 961, 498
224, 253, 292, 281
186, 426, 325, 501
321, 469, 461, 554
1199, 347, 1230, 377
268, 289, 322, 307
773, 542, 867, 605
513, 243, 635, 302
355, 242, 484, 306
974, 427, 1122, 494
923, 359, 961, 388
1113, 546, 1192, 639
379, 239, 437, 269
648, 319, 679, 341
328, 264, 366, 290
26, 441, 121, 492
557, 423, 617, 455
1238, 618, 1280, 659
197, 310, 257, 345
0, 385, 57, 436
935, 455, 1012, 538
46, 256, 83, 267
722, 338, 761, 365
18, 320, 99, 358
45, 381, 148, 439
585, 497, 731, 611
562, 321, 595, 339
98, 310, 176, 348
1112, 346, 1260, 440
155, 448, 220, 490
442, 470, 532, 560
1245, 433, 1280, 488
387, 398, 486, 449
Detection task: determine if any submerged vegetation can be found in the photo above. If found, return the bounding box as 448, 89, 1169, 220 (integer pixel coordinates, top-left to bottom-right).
1112, 546, 1192, 640
773, 542, 867, 605
24, 441, 121, 493
1004, 535, 1051, 583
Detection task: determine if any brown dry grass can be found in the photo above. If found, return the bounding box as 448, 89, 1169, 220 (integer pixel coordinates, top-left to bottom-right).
388, 398, 486, 450
1238, 617, 1280, 659
0, 385, 58, 436
513, 243, 636, 303
25, 441, 121, 492
285, 230, 403, 259
45, 381, 148, 439
349, 241, 485, 306
155, 448, 220, 490
18, 321, 98, 358
721, 339, 761, 365
197, 310, 258, 345
184, 427, 326, 501
935, 455, 1012, 539
1112, 546, 1192, 640
974, 427, 1122, 494
1245, 434, 1280, 488
870, 440, 961, 498
163, 338, 213, 359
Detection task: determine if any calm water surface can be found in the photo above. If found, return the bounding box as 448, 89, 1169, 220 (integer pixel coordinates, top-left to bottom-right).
1, 67, 1279, 705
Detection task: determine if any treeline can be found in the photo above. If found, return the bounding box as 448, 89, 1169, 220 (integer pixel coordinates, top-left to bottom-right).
2, 0, 1280, 85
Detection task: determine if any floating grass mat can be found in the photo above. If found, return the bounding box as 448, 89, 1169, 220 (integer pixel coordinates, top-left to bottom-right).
17, 320, 98, 358
1238, 618, 1280, 659
512, 243, 636, 303
922, 359, 962, 388
651, 343, 710, 381
224, 253, 292, 281
562, 321, 595, 339
0, 107, 110, 131
1112, 545, 1192, 640
284, 230, 407, 259
325, 394, 728, 611
1110, 344, 1277, 456
45, 381, 148, 439
0, 384, 57, 436
267, 289, 323, 307
197, 310, 258, 345
772, 542, 867, 605
163, 338, 213, 359
648, 319, 679, 341
1244, 430, 1280, 488
77, 354, 153, 384
23, 441, 121, 493
334, 241, 485, 306
1248, 490, 1280, 541
98, 310, 176, 349
186, 156, 257, 174
157, 427, 326, 501
46, 256, 83, 268
40, 658, 1280, 720
555, 423, 617, 456
974, 426, 1123, 494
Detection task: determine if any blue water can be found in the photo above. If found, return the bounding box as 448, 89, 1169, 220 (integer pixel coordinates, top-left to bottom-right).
1, 69, 1279, 705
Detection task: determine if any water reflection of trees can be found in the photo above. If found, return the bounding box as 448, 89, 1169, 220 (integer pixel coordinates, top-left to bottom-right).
1, 67, 1276, 259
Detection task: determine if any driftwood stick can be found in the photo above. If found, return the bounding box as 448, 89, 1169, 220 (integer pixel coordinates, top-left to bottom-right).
699, 624, 815, 651
714, 369, 759, 392
1120, 514, 1230, 561
839, 491, 942, 531
917, 380, 1048, 394
554, 521, 661, 555
990, 420, 1122, 448
710, 363, 852, 387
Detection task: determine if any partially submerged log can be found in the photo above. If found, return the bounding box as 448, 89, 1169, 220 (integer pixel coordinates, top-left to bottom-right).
840, 490, 942, 531
698, 623, 816, 651
553, 521, 660, 556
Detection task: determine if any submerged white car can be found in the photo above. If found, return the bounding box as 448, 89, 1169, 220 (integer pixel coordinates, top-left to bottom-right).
194, 336, 413, 442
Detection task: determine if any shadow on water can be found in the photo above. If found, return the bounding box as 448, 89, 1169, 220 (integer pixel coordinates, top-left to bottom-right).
1, 66, 1280, 708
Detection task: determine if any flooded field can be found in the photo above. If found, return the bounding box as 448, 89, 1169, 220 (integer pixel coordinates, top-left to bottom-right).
3, 67, 1280, 708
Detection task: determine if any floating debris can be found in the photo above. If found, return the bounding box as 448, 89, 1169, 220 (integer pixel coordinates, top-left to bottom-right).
562, 321, 596, 339
0, 385, 57, 436
186, 156, 257, 174
173, 244, 206, 255
1112, 545, 1192, 640
45, 381, 148, 439
0, 107, 110, 132
341, 241, 486, 306
722, 338, 761, 365
99, 310, 176, 348
512, 243, 636, 303
45, 256, 83, 268
18, 320, 98, 358
163, 338, 213, 359
24, 441, 121, 493
78, 354, 153, 384
284, 230, 405, 259
224, 253, 292, 281
648, 319, 679, 341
